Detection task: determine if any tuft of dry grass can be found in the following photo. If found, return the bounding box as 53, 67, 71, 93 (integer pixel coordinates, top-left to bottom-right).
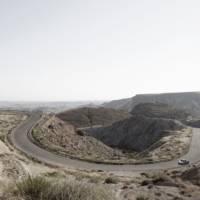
14, 176, 115, 200
16, 175, 51, 200
48, 181, 114, 200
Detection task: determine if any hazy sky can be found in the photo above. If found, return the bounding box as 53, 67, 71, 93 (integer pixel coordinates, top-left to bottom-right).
0, 0, 200, 101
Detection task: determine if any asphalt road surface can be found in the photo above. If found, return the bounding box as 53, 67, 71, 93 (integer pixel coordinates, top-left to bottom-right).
9, 112, 200, 172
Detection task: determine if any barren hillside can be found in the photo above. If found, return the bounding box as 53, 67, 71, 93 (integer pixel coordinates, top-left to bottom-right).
103, 92, 200, 117
57, 107, 130, 128
131, 103, 190, 120
0, 112, 196, 200
88, 115, 185, 152
32, 116, 122, 162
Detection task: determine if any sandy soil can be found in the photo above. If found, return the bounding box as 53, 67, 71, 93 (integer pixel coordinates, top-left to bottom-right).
0, 112, 54, 190
139, 128, 192, 163
0, 111, 199, 200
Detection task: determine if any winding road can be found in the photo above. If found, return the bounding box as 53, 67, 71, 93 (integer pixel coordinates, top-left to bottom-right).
9, 112, 200, 172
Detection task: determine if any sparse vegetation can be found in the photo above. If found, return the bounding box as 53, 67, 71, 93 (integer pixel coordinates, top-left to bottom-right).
104, 176, 119, 184
76, 129, 85, 136
33, 106, 191, 164
136, 195, 149, 200
151, 174, 167, 185
14, 176, 114, 200
89, 114, 185, 152
32, 128, 41, 137
0, 134, 5, 142
57, 107, 130, 128
42, 171, 66, 179
16, 176, 51, 200
88, 175, 103, 183
0, 110, 200, 200
32, 116, 124, 164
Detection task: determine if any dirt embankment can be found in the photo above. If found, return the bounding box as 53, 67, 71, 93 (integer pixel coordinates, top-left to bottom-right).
88, 115, 186, 151
0, 112, 58, 191
0, 112, 28, 188
33, 112, 192, 164
32, 116, 122, 162
87, 103, 192, 162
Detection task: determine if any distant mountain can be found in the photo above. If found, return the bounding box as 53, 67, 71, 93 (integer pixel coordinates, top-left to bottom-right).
103, 92, 200, 117
103, 98, 132, 110
131, 103, 190, 120
0, 101, 103, 113
57, 107, 130, 128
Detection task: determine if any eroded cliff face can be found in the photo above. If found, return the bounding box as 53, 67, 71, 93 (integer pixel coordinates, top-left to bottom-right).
88, 115, 185, 152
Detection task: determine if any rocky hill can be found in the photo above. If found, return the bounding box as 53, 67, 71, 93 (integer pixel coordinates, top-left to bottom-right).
88, 115, 185, 152
131, 103, 190, 120
32, 116, 121, 161
103, 92, 200, 117
57, 107, 130, 128
35, 104, 191, 163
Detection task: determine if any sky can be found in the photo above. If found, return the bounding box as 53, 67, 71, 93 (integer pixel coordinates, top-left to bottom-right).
0, 0, 200, 101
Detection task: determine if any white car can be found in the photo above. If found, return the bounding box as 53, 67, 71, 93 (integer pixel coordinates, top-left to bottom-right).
178, 159, 190, 165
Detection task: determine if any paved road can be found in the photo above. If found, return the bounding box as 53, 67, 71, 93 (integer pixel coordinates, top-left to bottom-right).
9, 112, 200, 172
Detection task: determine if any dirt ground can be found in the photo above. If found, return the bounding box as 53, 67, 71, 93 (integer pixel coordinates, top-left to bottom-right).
32, 115, 192, 164
0, 112, 57, 194
139, 128, 192, 163
0, 111, 199, 200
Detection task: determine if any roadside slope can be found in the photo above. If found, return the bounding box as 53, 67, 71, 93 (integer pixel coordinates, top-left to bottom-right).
9, 112, 200, 172
32, 116, 121, 162
87, 115, 187, 151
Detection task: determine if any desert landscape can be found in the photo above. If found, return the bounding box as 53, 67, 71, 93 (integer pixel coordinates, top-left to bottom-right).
1, 1, 200, 199
0, 92, 200, 200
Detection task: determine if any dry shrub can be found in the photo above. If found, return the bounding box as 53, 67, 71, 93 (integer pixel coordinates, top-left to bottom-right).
16, 176, 50, 200
104, 176, 119, 184
15, 176, 115, 200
